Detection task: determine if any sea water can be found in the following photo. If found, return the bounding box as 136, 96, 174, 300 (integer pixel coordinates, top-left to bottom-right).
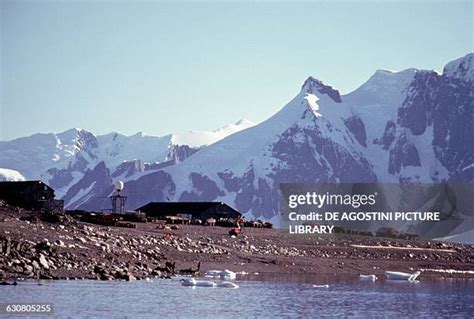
1, 277, 473, 318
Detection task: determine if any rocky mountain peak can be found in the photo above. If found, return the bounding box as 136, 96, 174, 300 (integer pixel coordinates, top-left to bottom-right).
56, 128, 98, 152
443, 53, 473, 82
358, 68, 417, 95
301, 76, 342, 103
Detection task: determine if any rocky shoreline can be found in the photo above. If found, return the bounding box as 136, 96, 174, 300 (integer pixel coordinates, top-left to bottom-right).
1, 204, 473, 282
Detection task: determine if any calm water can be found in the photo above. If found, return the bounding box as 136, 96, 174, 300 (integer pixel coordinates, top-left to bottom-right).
1, 277, 473, 318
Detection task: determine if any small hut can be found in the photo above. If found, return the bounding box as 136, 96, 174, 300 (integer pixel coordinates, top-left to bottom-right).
0, 180, 63, 213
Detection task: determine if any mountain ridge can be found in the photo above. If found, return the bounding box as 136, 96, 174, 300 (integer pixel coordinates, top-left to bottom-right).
1, 54, 472, 240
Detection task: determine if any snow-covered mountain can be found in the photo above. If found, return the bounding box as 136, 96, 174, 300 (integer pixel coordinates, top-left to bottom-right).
71, 53, 473, 235
0, 168, 26, 182
1, 53, 472, 240
0, 119, 254, 203
435, 229, 474, 245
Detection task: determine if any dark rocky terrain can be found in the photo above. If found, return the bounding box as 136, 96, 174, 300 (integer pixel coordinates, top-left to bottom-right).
1, 203, 472, 283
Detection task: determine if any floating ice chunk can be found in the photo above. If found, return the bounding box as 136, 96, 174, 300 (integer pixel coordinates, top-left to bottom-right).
181, 278, 217, 287
216, 282, 239, 288
312, 284, 329, 288
359, 274, 377, 281
385, 271, 421, 281
204, 269, 237, 280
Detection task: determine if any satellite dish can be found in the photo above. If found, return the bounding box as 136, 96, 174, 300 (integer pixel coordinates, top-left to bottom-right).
115, 181, 124, 191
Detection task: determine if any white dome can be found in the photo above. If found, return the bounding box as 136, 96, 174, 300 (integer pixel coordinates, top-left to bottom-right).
115, 180, 124, 191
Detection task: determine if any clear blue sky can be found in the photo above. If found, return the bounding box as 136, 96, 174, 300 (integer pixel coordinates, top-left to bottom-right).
1, 1, 472, 140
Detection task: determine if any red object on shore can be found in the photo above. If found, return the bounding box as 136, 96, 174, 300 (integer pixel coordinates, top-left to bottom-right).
229, 227, 241, 236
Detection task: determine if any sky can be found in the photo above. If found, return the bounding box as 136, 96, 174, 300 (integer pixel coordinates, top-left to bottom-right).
1, 0, 472, 141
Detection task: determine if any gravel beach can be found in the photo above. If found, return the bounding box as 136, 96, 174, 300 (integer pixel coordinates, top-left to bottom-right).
0, 204, 472, 282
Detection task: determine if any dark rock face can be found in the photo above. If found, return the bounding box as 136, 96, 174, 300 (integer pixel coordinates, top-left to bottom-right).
450, 166, 474, 183
62, 161, 112, 209
142, 146, 199, 174
396, 70, 474, 178
121, 171, 176, 210
388, 134, 421, 175
75, 130, 99, 157
179, 173, 225, 201
214, 122, 377, 218
218, 166, 256, 215
46, 168, 73, 190
47, 156, 89, 190
398, 71, 439, 136
344, 115, 367, 147
218, 168, 278, 219
167, 145, 200, 163
250, 178, 280, 219
374, 121, 396, 150
112, 160, 145, 178
443, 53, 473, 81
302, 76, 342, 103
270, 124, 376, 184
431, 79, 473, 176
210, 122, 377, 217
145, 160, 175, 171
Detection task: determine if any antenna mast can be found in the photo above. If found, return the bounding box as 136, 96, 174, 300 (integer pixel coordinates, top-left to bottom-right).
110, 181, 127, 214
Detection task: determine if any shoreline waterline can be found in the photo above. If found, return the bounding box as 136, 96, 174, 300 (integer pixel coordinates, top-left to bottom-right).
1, 277, 473, 318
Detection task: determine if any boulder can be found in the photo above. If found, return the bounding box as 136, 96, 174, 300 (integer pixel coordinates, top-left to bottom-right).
125, 274, 136, 281
31, 260, 40, 270
38, 254, 50, 270
55, 240, 66, 247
